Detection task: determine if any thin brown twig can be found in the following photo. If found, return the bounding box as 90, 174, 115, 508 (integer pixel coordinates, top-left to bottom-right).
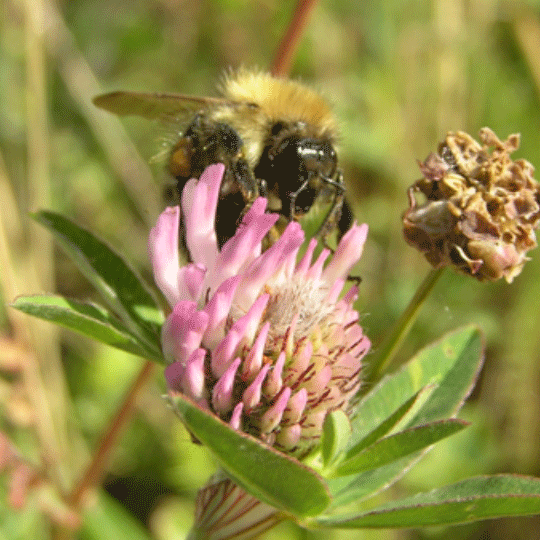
270, 0, 319, 77
67, 360, 156, 509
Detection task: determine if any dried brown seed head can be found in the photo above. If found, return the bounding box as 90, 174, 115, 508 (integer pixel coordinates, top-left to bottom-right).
403, 128, 540, 282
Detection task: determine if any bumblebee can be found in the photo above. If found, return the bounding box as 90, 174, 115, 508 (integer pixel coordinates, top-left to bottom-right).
93, 69, 346, 246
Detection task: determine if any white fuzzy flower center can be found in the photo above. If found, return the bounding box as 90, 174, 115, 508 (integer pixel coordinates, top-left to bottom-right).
264, 277, 333, 341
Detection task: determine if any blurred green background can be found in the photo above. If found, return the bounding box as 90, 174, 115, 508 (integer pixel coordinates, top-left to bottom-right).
1, 0, 540, 538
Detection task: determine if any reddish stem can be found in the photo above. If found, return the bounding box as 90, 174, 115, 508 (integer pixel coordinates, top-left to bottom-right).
67, 360, 155, 508
270, 0, 319, 76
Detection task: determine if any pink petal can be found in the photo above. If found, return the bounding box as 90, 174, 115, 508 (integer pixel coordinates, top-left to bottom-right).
241, 196, 268, 226
203, 276, 240, 349
333, 351, 362, 375
295, 238, 318, 276
264, 351, 285, 399
236, 222, 304, 310
241, 321, 270, 381
182, 164, 223, 270
283, 388, 308, 424
276, 424, 302, 450
148, 206, 181, 306
176, 263, 206, 302
216, 202, 279, 284
342, 284, 359, 305
212, 357, 241, 414
285, 340, 312, 386
211, 293, 269, 378
306, 365, 333, 395
322, 223, 368, 285
325, 278, 345, 304
182, 348, 206, 400
306, 248, 331, 280
240, 293, 270, 346
162, 301, 209, 365
211, 327, 243, 378
284, 313, 299, 358
242, 363, 270, 411
229, 402, 244, 430
260, 387, 292, 434
347, 332, 371, 359
164, 361, 185, 391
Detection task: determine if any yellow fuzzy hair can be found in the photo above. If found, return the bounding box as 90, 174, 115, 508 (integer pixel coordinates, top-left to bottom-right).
214, 68, 338, 167
223, 69, 337, 135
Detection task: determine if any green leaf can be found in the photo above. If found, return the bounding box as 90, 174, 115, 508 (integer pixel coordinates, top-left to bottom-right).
345, 386, 435, 458
329, 457, 426, 508
321, 410, 352, 468
334, 419, 468, 477
407, 329, 484, 426
315, 475, 540, 529
351, 326, 482, 446
327, 326, 483, 506
11, 295, 163, 362
170, 393, 331, 518
33, 211, 163, 356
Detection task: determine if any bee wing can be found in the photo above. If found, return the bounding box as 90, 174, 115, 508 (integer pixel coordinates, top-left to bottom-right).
93, 91, 237, 120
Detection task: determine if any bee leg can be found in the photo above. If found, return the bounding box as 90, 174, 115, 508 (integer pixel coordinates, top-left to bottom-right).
321, 173, 346, 194
233, 158, 258, 205
288, 178, 310, 220
347, 273, 362, 284
315, 173, 346, 240
258, 179, 268, 198
316, 191, 344, 240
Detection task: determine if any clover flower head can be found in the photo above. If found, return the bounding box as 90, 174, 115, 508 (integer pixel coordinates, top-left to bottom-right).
403, 128, 540, 282
149, 164, 370, 457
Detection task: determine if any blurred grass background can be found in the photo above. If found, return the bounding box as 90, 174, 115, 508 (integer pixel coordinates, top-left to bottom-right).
1, 0, 540, 539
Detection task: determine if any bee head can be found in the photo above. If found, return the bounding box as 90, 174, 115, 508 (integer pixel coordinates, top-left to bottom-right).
256, 123, 340, 219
